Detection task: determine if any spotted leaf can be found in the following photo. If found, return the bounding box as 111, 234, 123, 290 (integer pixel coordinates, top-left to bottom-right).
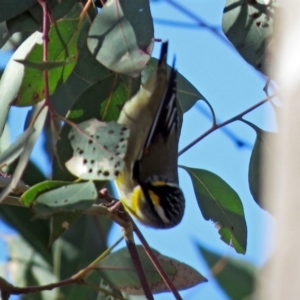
65, 119, 129, 180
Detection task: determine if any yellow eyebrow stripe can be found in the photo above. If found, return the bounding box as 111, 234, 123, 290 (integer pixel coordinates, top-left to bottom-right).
148, 190, 160, 206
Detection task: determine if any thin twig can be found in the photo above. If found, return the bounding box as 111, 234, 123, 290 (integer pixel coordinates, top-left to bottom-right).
164, 0, 231, 46
72, 235, 123, 280
5, 277, 84, 296
133, 222, 183, 300
178, 95, 275, 156
125, 238, 154, 300
79, 0, 94, 20
37, 0, 53, 113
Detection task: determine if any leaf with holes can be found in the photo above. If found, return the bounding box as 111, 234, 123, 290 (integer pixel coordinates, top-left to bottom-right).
222, 0, 277, 75
66, 119, 129, 180
32, 181, 97, 218
87, 0, 154, 77
98, 245, 207, 294
20, 180, 72, 206
181, 166, 247, 254
198, 244, 256, 299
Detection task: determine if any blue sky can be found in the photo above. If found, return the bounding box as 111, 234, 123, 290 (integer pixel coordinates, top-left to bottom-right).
0, 1, 275, 299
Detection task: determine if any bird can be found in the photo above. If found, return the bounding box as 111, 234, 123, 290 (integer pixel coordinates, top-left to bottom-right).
115, 41, 185, 229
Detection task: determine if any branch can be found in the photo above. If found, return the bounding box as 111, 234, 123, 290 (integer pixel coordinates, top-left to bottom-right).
1, 191, 182, 299
0, 275, 84, 298
125, 238, 154, 300
0, 172, 29, 195
37, 0, 53, 113
164, 0, 231, 46
133, 223, 183, 300
178, 94, 276, 156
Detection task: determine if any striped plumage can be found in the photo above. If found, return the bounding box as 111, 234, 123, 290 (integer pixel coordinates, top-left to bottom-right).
115, 42, 185, 228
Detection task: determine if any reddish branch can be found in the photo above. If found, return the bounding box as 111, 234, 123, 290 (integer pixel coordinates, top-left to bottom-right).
133, 223, 183, 300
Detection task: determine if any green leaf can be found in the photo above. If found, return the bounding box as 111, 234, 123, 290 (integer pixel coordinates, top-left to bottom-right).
222, 0, 277, 75
0, 0, 36, 22
0, 127, 35, 168
73, 8, 111, 84
198, 244, 255, 300
49, 0, 106, 116
48, 211, 82, 245
15, 58, 75, 71
0, 22, 11, 48
100, 75, 141, 122
66, 119, 129, 180
181, 166, 247, 254
142, 58, 206, 113
15, 18, 81, 106
245, 120, 275, 210
6, 10, 41, 35
87, 0, 154, 77
98, 245, 207, 294
32, 181, 97, 218
20, 180, 72, 206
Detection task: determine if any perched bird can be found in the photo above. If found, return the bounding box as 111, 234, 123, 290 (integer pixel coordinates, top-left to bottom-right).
116, 42, 185, 228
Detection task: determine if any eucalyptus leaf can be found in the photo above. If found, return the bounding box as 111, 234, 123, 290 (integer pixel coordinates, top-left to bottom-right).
0, 127, 35, 168
244, 120, 275, 210
0, 103, 48, 202
20, 180, 72, 206
0, 0, 36, 22
5, 235, 58, 300
0, 31, 42, 135
181, 166, 247, 254
222, 0, 277, 75
66, 119, 129, 180
32, 181, 97, 218
6, 10, 41, 35
15, 58, 75, 71
98, 246, 207, 294
87, 0, 154, 77
15, 18, 81, 106
0, 22, 10, 48
198, 244, 256, 300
